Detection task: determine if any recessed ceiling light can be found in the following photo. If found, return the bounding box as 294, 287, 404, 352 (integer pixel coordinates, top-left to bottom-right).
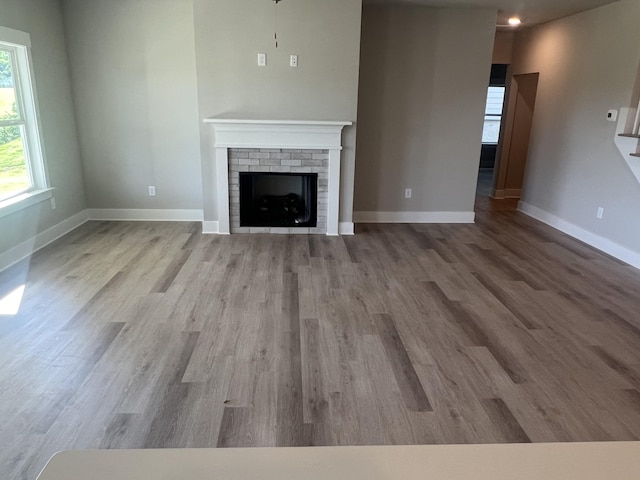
508, 16, 522, 26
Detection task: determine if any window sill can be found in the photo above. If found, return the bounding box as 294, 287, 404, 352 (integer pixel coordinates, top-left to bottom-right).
0, 188, 54, 219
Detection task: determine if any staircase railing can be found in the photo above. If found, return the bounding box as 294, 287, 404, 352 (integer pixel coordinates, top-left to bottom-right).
614, 101, 640, 179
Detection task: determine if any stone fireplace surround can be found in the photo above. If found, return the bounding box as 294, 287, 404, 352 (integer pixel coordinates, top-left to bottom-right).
229, 148, 328, 234
204, 118, 352, 235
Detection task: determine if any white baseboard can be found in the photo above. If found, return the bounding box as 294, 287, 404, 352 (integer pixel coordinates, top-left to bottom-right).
354, 211, 475, 224
505, 189, 522, 199
338, 222, 355, 235
518, 201, 640, 269
88, 209, 204, 222
492, 189, 521, 199
202, 221, 224, 234
0, 210, 89, 273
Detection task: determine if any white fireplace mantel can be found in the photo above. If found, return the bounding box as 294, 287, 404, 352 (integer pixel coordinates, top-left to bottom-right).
204, 117, 352, 235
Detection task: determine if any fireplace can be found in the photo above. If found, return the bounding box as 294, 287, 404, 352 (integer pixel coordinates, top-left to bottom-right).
204, 117, 352, 235
239, 172, 318, 228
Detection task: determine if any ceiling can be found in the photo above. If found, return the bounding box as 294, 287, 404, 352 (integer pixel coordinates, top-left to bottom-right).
362, 0, 620, 27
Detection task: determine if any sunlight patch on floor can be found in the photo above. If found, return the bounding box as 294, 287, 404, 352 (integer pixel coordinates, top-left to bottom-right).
0, 284, 25, 315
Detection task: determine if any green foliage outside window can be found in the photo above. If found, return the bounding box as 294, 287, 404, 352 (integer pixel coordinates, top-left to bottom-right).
0, 50, 27, 197
0, 103, 19, 144
0, 50, 13, 88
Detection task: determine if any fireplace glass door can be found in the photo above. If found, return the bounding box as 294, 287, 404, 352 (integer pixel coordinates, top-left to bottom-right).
239, 172, 318, 228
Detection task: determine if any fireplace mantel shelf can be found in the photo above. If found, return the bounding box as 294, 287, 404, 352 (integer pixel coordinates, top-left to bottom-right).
204, 117, 352, 127
205, 118, 351, 236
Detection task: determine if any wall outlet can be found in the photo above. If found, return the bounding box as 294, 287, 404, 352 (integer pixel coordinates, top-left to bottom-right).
607, 110, 618, 122
148, 186, 156, 197
405, 188, 412, 199
597, 207, 604, 219
258, 53, 266, 67
50, 197, 56, 210
290, 54, 298, 67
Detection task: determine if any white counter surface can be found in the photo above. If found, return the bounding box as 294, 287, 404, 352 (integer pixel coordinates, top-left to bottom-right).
37, 442, 640, 480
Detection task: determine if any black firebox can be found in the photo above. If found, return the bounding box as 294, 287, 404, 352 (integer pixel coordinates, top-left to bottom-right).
239, 172, 318, 228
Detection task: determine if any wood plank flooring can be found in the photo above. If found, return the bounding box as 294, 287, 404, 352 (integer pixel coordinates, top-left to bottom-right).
2, 198, 640, 478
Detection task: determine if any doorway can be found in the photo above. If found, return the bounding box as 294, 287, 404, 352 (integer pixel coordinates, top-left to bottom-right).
492, 72, 540, 199
477, 64, 508, 198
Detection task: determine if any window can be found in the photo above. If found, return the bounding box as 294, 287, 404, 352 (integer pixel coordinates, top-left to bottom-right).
0, 26, 49, 212
482, 86, 506, 144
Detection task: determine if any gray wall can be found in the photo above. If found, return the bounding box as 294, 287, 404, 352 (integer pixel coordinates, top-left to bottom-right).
193, 0, 362, 223
512, 0, 640, 255
62, 0, 361, 223
63, 0, 203, 211
354, 6, 496, 215
0, 0, 85, 253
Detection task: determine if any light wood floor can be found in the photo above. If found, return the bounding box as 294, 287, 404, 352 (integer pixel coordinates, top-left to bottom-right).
2, 198, 640, 479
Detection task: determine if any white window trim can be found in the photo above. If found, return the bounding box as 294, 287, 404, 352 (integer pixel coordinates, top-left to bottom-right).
482, 86, 506, 145
0, 26, 51, 215
0, 188, 53, 218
